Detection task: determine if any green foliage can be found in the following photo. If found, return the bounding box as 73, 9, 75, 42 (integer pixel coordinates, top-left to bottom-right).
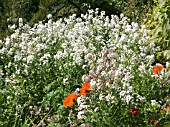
0, 0, 40, 40
143, 0, 170, 63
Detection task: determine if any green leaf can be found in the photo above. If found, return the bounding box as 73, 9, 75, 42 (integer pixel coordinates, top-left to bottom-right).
163, 50, 170, 59
146, 37, 156, 44
154, 12, 161, 20
154, 26, 162, 36
157, 51, 163, 59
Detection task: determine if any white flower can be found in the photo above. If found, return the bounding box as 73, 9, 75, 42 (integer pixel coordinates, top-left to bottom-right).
115, 69, 121, 77
150, 100, 158, 106
166, 62, 169, 67
101, 71, 106, 76
82, 75, 90, 82
120, 13, 124, 19
9, 24, 16, 29
138, 62, 146, 72
106, 82, 110, 87
77, 96, 86, 106
40, 53, 51, 63
90, 80, 96, 89
105, 94, 115, 102
5, 38, 10, 47
119, 34, 127, 42
127, 86, 133, 93
99, 93, 104, 100
146, 55, 154, 62
131, 22, 138, 30
47, 14, 52, 19
74, 88, 80, 94
14, 54, 22, 61
94, 107, 99, 112
19, 18, 23, 27
16, 69, 20, 74
0, 48, 7, 54
82, 65, 87, 69
77, 111, 85, 119
54, 51, 63, 59
63, 78, 68, 84
0, 69, 4, 78
125, 95, 133, 104
27, 55, 34, 64
77, 97, 82, 106
137, 95, 146, 102
7, 96, 12, 100
120, 90, 126, 97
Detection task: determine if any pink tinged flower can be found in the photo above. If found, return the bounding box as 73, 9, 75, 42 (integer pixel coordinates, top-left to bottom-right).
78, 107, 81, 111
110, 61, 113, 65
93, 78, 97, 81
70, 125, 74, 127
34, 124, 38, 127
36, 110, 40, 115
42, 122, 46, 127
96, 71, 100, 75
83, 124, 89, 127
112, 67, 116, 71
164, 78, 168, 82
92, 55, 96, 59
38, 108, 42, 112
47, 116, 51, 122
87, 55, 92, 59
46, 107, 50, 111
30, 110, 34, 115
155, 110, 158, 113
123, 69, 128, 74
58, 116, 60, 121
108, 49, 113, 54
69, 109, 73, 117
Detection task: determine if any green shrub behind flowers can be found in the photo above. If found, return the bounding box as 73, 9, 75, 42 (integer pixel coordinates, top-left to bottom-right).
0, 9, 170, 126
142, 0, 170, 68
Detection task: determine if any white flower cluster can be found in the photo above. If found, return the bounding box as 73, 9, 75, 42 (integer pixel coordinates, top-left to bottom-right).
0, 9, 160, 72
77, 96, 89, 119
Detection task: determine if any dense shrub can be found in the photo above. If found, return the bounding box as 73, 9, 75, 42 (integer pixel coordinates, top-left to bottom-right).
0, 9, 170, 126
143, 0, 170, 64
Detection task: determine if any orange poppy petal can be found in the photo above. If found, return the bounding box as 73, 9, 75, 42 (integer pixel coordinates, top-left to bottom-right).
63, 93, 78, 107
153, 64, 164, 74
82, 82, 91, 90
80, 82, 91, 96
80, 88, 88, 96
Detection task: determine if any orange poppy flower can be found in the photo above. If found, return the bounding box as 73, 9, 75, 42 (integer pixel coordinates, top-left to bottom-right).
80, 82, 91, 96
63, 93, 78, 107
153, 64, 164, 74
